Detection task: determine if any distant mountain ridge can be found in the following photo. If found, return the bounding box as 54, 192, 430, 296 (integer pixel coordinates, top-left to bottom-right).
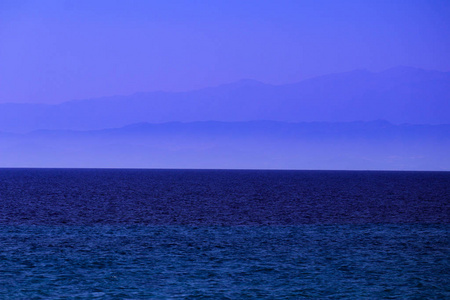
0, 66, 449, 133
1, 120, 448, 170
22, 120, 450, 139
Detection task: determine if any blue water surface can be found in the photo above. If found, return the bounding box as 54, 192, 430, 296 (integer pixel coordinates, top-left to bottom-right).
0, 169, 448, 298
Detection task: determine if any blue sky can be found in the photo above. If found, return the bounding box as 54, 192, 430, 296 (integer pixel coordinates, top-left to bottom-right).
1, 0, 449, 103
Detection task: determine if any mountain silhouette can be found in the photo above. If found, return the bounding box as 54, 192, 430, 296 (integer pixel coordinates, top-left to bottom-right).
0, 67, 449, 133
1, 121, 448, 170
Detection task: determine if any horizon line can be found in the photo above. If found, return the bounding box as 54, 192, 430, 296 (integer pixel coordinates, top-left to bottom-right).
0, 167, 448, 173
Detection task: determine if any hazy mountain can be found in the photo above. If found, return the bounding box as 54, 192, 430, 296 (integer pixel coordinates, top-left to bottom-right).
1, 67, 449, 133
1, 121, 448, 170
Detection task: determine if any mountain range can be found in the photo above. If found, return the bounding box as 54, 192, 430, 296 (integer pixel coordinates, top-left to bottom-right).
1, 66, 449, 133
1, 66, 449, 170
1, 121, 448, 170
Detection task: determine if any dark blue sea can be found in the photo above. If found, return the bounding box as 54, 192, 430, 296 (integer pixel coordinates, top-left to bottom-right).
0, 169, 448, 298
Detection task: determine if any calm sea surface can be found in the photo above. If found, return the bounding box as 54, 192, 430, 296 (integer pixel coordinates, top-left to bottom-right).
0, 169, 448, 298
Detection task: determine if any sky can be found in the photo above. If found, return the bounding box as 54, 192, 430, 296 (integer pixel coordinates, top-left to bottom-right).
1, 0, 449, 103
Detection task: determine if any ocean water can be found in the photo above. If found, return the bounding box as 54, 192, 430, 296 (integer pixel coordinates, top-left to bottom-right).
0, 169, 448, 298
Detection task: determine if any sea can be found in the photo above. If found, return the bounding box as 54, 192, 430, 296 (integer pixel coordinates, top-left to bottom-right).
0, 169, 448, 299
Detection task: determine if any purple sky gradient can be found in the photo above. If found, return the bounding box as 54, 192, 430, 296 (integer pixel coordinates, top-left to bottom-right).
1, 0, 449, 103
